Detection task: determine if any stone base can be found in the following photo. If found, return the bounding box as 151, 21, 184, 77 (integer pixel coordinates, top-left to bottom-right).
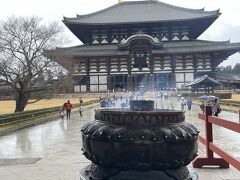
80, 164, 198, 180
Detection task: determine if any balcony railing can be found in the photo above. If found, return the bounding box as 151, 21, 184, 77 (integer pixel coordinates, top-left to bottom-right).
193, 106, 240, 170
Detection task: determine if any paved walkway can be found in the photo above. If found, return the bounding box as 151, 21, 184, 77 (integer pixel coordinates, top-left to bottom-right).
0, 100, 239, 179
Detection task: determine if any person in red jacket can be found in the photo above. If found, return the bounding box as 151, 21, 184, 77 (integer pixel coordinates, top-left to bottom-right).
64, 100, 73, 119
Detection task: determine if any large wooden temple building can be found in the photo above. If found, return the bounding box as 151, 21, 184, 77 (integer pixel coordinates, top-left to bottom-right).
47, 0, 240, 92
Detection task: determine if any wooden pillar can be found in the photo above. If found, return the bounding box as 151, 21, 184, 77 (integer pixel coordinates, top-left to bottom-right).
86, 58, 90, 92
127, 74, 132, 92
127, 55, 132, 91
134, 74, 137, 91
171, 55, 176, 74
149, 73, 154, 91
107, 75, 112, 91
170, 55, 176, 88
205, 106, 214, 158
193, 55, 197, 77
107, 57, 111, 91
210, 53, 217, 72
113, 75, 116, 92
149, 55, 155, 91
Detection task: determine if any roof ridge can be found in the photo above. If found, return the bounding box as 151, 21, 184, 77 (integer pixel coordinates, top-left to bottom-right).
213, 72, 240, 76
75, 3, 120, 19
196, 40, 240, 46
75, 1, 158, 19
55, 44, 85, 50
64, 0, 220, 21
152, 0, 219, 14
196, 39, 230, 43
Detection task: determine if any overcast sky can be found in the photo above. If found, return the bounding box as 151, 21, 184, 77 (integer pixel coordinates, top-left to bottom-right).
1, 0, 240, 67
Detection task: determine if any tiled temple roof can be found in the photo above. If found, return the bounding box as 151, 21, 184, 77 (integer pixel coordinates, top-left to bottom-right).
185, 75, 221, 87
196, 72, 240, 82
63, 0, 220, 25
47, 40, 240, 57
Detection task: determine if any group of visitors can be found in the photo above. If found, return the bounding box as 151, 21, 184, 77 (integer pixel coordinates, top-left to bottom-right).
211, 99, 221, 117
99, 95, 121, 108
99, 96, 116, 108
99, 95, 130, 108
200, 98, 221, 117
180, 96, 221, 117
59, 100, 72, 120
59, 97, 84, 120
180, 97, 192, 111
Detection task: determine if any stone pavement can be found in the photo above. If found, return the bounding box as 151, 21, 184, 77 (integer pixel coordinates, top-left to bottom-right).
0, 100, 239, 180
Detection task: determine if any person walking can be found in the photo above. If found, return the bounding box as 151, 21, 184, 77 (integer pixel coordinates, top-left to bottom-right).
64, 100, 73, 119
187, 97, 192, 111
79, 97, 83, 105
200, 101, 205, 113
120, 96, 123, 101
180, 97, 186, 110
79, 104, 83, 117
59, 106, 64, 120
212, 98, 221, 117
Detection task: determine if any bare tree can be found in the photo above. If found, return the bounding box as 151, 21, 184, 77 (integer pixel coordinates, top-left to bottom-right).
0, 16, 68, 112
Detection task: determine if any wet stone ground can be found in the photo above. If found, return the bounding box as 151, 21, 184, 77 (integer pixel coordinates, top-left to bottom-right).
0, 99, 239, 180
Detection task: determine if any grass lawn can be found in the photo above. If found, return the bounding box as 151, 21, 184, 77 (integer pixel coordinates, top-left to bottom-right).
1, 94, 239, 115
223, 94, 240, 102
0, 98, 96, 115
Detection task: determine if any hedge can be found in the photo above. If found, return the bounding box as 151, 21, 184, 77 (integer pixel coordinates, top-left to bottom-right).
180, 93, 232, 99
220, 101, 240, 107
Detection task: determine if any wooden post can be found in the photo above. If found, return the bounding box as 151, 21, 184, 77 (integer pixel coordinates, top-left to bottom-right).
127, 74, 132, 92
193, 106, 229, 168
239, 110, 240, 124
134, 75, 137, 91
205, 106, 213, 159
113, 75, 116, 92
86, 58, 90, 92
150, 73, 154, 91
107, 75, 111, 91
107, 57, 111, 91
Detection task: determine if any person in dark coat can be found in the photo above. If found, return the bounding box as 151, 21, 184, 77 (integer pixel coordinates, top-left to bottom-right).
187, 97, 192, 111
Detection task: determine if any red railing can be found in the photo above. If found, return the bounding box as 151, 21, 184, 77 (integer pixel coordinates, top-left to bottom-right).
193, 106, 240, 170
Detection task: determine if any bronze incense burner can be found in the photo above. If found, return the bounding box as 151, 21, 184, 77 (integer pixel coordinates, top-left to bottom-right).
80, 100, 199, 180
